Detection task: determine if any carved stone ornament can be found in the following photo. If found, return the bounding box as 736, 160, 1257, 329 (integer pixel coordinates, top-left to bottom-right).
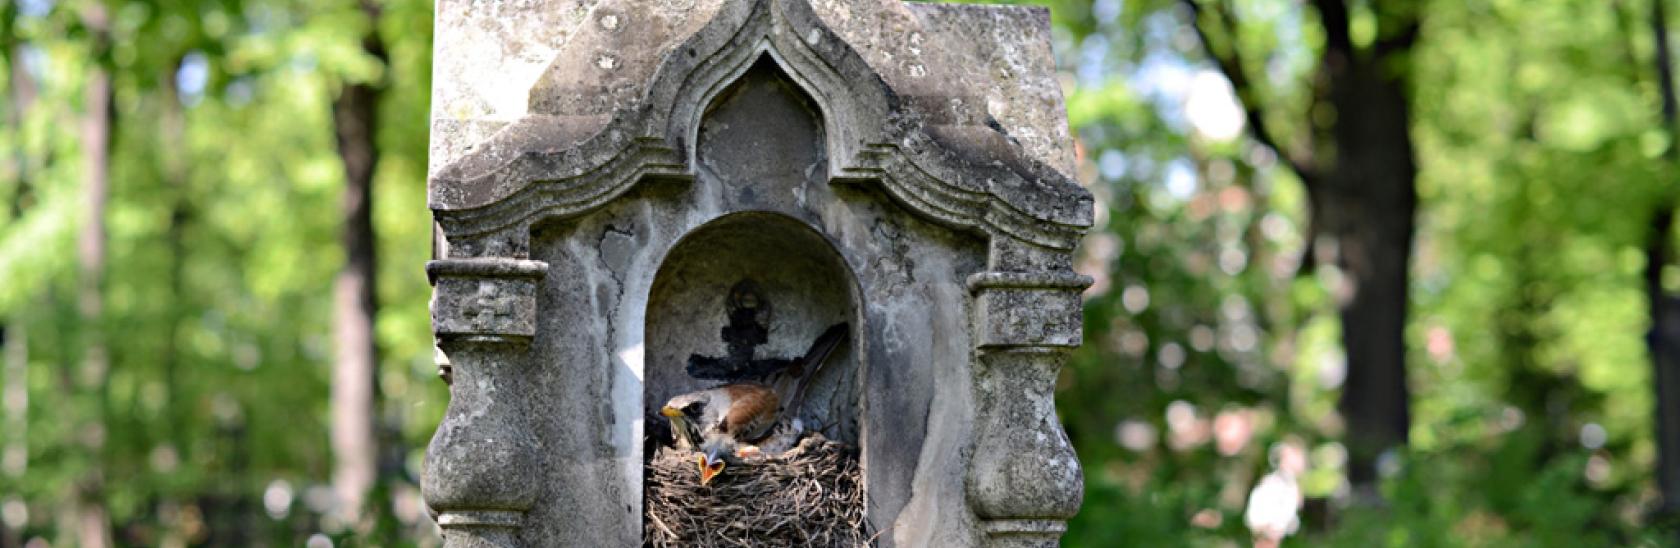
424, 1, 1093, 546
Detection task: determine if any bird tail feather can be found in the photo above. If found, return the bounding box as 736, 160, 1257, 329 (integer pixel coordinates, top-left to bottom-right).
781, 323, 848, 424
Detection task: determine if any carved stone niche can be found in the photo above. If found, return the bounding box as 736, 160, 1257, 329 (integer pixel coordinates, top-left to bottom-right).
424, 1, 1093, 546
645, 212, 862, 447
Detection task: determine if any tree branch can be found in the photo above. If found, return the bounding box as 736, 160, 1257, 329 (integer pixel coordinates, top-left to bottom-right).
1656, 0, 1678, 167
1181, 0, 1319, 187
1372, 18, 1420, 58
1311, 0, 1354, 57
1650, 0, 1679, 285
1183, 0, 1327, 277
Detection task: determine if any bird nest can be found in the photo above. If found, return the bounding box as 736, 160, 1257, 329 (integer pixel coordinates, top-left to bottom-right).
644, 433, 872, 547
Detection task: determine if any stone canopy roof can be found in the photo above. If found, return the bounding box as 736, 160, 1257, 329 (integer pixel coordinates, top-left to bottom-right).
427, 0, 1091, 249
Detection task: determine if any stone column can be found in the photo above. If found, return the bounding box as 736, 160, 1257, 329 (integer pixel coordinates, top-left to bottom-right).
966, 239, 1088, 547
423, 257, 548, 548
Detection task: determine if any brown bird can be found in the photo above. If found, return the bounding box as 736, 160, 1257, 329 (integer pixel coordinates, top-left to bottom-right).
661, 323, 848, 485
661, 383, 780, 485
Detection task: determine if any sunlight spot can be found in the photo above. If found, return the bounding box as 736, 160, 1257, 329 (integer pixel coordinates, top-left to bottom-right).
1314, 442, 1347, 471
1, 497, 25, 530
1580, 423, 1607, 450
1377, 449, 1403, 479
1159, 342, 1185, 370
19, 46, 47, 89
618, 343, 645, 382
1213, 409, 1253, 456
150, 444, 179, 473
304, 485, 337, 514
1190, 325, 1216, 352
1191, 508, 1223, 529
1119, 329, 1149, 357
1426, 326, 1455, 364
1584, 454, 1612, 486
1093, 0, 1123, 24
176, 51, 209, 105
1098, 149, 1128, 180
1165, 159, 1198, 199
1115, 419, 1157, 452
1499, 406, 1526, 432
1246, 143, 1277, 169
1317, 352, 1346, 389
1166, 400, 1210, 450
1218, 246, 1247, 275
1220, 295, 1251, 322
1185, 70, 1245, 141
1132, 52, 1195, 105
19, 0, 50, 18
264, 479, 295, 519
1122, 284, 1150, 314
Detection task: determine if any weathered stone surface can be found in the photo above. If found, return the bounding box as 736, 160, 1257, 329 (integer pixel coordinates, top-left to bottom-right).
429, 258, 547, 341
969, 272, 1090, 348
424, 1, 1091, 546
430, 0, 1072, 177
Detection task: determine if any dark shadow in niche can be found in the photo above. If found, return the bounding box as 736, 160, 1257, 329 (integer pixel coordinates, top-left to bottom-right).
643, 212, 862, 453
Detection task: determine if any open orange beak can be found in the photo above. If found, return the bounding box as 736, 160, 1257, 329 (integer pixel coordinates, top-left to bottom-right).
697, 455, 725, 486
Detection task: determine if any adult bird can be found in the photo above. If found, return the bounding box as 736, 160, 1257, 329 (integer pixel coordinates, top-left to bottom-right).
661, 383, 780, 485
661, 323, 848, 485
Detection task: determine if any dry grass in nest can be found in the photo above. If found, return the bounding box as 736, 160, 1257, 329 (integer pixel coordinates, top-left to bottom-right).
644, 434, 871, 547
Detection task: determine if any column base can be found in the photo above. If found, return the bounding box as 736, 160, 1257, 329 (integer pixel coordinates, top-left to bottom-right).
438, 510, 523, 548
980, 519, 1068, 548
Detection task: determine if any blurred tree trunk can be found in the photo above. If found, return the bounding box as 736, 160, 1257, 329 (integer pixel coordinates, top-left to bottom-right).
0, 324, 21, 548
1187, 0, 1419, 493
330, 0, 388, 527
74, 3, 113, 547
159, 54, 194, 451
1316, 0, 1419, 489
1647, 0, 1680, 526
157, 55, 192, 547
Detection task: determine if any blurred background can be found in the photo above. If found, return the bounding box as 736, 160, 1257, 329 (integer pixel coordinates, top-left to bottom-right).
0, 0, 1676, 545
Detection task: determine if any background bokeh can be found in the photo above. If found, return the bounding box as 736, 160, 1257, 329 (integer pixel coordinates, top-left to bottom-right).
0, 0, 1677, 546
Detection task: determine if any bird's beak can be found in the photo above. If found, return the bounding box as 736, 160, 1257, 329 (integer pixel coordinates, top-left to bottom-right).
697, 454, 724, 486
661, 406, 683, 418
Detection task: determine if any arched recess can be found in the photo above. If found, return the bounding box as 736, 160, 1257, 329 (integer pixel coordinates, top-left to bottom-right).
643, 211, 863, 447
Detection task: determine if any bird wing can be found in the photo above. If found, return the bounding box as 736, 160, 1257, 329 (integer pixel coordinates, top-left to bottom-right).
721, 383, 780, 442
666, 323, 847, 451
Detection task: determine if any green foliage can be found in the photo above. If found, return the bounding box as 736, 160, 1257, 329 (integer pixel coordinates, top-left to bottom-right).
1033, 0, 1680, 545
1327, 436, 1613, 547
1, 0, 438, 543
1, 0, 1676, 544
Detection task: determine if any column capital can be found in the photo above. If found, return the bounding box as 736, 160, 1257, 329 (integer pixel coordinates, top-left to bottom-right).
429, 258, 549, 346
969, 269, 1089, 349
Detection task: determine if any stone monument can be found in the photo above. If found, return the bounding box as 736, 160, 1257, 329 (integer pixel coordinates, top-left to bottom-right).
423, 0, 1093, 545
